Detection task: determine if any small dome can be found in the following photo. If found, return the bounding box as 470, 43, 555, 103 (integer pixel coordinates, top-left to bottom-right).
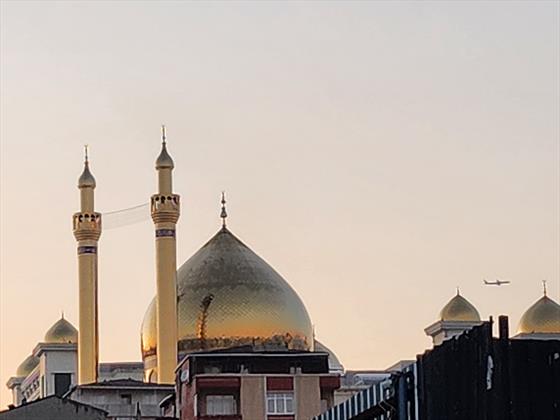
155, 143, 174, 170
44, 317, 78, 344
439, 292, 480, 322
314, 340, 344, 373
517, 295, 560, 334
16, 355, 39, 377
78, 162, 96, 188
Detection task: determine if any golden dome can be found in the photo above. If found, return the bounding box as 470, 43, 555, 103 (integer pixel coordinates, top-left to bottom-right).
16, 355, 39, 377
78, 162, 96, 188
517, 295, 560, 334
439, 292, 481, 322
44, 316, 78, 344
141, 227, 313, 365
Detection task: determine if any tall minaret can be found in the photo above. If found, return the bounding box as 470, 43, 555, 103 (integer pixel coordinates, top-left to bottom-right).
73, 146, 101, 384
151, 126, 180, 383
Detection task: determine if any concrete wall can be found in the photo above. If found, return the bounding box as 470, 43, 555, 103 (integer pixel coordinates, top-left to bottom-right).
240, 376, 265, 419
70, 388, 172, 417
295, 376, 321, 420
44, 350, 77, 396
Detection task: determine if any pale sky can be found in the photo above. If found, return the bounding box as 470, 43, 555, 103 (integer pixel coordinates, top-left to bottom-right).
1, 0, 558, 408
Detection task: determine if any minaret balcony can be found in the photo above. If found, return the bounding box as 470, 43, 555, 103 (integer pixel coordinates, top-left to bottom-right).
151, 194, 180, 224
73, 212, 102, 241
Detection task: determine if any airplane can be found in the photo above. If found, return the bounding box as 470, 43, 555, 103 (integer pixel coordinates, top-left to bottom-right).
483, 279, 511, 286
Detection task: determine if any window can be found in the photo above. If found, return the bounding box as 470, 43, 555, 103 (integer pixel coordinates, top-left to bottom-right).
204, 365, 221, 374
54, 373, 72, 397
206, 395, 236, 415
266, 392, 294, 414
120, 393, 132, 404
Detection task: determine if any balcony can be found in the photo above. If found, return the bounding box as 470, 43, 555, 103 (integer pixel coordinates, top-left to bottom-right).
197, 416, 242, 420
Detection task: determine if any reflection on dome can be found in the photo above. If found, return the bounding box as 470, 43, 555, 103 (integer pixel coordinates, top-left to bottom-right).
16, 355, 39, 377
439, 292, 480, 322
517, 295, 560, 334
141, 227, 313, 372
44, 316, 78, 344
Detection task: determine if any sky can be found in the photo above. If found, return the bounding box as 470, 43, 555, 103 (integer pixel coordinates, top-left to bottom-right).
0, 0, 559, 409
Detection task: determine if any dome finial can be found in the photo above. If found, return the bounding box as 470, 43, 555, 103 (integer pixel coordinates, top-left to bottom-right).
61, 309, 65, 319
543, 280, 548, 296
155, 125, 174, 170
220, 191, 228, 228
78, 145, 96, 188
456, 286, 460, 296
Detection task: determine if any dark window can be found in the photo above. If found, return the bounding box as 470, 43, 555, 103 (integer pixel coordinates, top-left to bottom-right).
54, 373, 72, 396
121, 393, 132, 404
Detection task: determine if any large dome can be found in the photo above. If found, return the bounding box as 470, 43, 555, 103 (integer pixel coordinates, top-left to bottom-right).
141, 227, 314, 374
517, 295, 560, 334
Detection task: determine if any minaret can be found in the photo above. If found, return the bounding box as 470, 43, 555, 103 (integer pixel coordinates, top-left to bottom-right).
151, 125, 180, 383
73, 146, 101, 384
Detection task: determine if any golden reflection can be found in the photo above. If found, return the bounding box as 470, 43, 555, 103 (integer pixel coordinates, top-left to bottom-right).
517, 295, 560, 334
141, 228, 313, 369
439, 292, 480, 322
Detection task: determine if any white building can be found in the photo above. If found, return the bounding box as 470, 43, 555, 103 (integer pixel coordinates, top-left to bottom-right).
5, 316, 144, 408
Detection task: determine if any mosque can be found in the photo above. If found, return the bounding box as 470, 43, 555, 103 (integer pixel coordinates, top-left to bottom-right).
4, 130, 560, 418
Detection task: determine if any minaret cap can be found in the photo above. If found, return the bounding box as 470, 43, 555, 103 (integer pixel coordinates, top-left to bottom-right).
155, 125, 174, 170
78, 145, 96, 188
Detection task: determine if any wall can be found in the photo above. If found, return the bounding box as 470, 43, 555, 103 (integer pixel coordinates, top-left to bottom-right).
70, 388, 172, 417
240, 376, 265, 419
418, 322, 560, 420
295, 376, 320, 420
44, 350, 77, 396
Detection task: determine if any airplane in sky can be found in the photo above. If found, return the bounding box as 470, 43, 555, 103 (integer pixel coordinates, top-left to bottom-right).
483, 279, 511, 286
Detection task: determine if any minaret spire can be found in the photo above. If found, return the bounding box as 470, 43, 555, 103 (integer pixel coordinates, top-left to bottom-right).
220, 192, 228, 228
73, 148, 101, 384
151, 126, 180, 384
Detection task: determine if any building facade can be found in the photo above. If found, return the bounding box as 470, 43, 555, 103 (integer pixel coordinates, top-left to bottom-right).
176, 349, 340, 420
66, 379, 174, 419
